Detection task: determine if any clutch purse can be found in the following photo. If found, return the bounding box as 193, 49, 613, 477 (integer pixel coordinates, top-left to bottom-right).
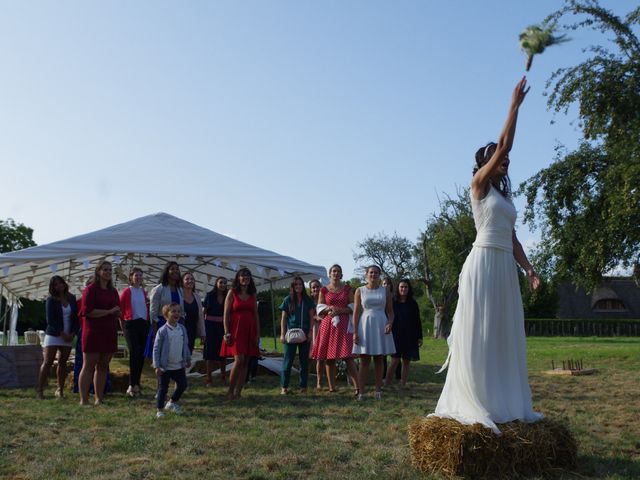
285, 328, 306, 344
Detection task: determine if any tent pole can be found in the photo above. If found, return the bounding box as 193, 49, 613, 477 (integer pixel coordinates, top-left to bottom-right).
0, 284, 6, 346
270, 281, 277, 351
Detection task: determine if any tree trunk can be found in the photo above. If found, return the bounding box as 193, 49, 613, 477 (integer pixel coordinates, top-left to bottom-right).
433, 307, 451, 339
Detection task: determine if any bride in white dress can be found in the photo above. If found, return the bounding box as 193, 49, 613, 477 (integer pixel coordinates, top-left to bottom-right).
432, 77, 544, 434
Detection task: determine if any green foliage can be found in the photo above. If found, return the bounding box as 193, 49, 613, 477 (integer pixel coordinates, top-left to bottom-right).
0, 218, 36, 253
352, 232, 416, 283
522, 144, 640, 288
519, 271, 559, 318
417, 188, 476, 337
521, 0, 640, 290
15, 299, 46, 333
257, 287, 289, 337
417, 188, 476, 307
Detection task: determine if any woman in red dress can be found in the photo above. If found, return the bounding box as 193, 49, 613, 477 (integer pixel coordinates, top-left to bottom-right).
78, 260, 120, 406
311, 264, 359, 393
220, 268, 260, 400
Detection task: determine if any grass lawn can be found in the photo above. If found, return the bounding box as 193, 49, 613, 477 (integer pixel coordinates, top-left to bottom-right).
0, 336, 638, 479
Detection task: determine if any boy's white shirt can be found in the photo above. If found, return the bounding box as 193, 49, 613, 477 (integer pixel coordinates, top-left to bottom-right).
165, 322, 184, 370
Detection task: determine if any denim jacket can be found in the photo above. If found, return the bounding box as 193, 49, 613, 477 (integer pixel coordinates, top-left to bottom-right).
152, 322, 191, 371
45, 295, 80, 336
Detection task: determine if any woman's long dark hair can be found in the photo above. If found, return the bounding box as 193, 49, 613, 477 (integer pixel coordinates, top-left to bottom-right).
395, 278, 414, 301
473, 142, 511, 197
48, 275, 69, 298
160, 261, 180, 286
232, 268, 257, 295
288, 276, 311, 314
209, 276, 228, 298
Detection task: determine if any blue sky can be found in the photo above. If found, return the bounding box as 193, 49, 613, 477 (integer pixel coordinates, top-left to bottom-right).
0, 1, 623, 280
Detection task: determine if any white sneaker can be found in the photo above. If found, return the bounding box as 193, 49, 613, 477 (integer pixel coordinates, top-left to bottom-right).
156, 411, 165, 419
126, 386, 135, 398
165, 401, 183, 414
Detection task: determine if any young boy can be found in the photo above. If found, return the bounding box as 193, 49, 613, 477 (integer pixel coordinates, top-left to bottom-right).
153, 302, 191, 418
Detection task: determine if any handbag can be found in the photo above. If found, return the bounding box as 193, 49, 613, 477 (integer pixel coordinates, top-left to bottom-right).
284, 300, 307, 344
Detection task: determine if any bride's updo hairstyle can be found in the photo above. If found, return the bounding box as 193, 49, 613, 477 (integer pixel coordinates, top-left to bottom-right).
473, 142, 511, 197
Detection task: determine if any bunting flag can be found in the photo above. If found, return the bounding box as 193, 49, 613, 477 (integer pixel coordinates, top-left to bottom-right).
113, 255, 121, 264
230, 263, 238, 271
30, 265, 38, 274
50, 264, 58, 273
2, 266, 8, 276
83, 259, 90, 269
257, 266, 265, 275
213, 259, 221, 267
278, 268, 285, 277
27, 276, 33, 285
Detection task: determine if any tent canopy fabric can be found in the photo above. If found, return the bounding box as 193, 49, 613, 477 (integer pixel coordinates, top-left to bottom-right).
0, 212, 327, 303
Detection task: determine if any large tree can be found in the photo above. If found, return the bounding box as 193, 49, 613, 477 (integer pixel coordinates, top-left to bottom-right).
417, 189, 476, 338
0, 219, 42, 335
521, 0, 640, 290
353, 232, 415, 282
0, 218, 36, 253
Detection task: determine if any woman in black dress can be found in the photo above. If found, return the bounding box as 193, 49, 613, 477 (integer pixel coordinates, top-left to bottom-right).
181, 272, 204, 354
384, 278, 422, 387
202, 277, 228, 386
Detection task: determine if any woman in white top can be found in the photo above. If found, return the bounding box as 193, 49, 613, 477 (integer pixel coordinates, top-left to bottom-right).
119, 267, 149, 398
36, 276, 80, 399
144, 261, 183, 358
352, 265, 395, 400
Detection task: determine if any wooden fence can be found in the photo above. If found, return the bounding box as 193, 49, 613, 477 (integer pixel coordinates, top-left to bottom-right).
524, 319, 640, 337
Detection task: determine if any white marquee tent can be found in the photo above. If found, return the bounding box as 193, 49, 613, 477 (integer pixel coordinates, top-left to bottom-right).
0, 212, 327, 305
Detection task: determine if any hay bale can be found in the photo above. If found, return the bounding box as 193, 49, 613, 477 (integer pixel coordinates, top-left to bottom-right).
408, 416, 577, 479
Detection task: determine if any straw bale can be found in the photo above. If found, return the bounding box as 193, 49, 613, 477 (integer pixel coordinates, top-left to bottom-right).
408, 416, 577, 479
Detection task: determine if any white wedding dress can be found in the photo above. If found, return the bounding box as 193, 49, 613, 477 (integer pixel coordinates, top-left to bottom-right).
431, 185, 543, 434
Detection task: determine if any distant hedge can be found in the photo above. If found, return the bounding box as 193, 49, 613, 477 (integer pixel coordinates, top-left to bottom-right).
524, 318, 640, 337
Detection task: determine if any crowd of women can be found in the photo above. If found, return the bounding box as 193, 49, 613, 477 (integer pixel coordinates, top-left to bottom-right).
36, 260, 424, 414
36, 77, 543, 433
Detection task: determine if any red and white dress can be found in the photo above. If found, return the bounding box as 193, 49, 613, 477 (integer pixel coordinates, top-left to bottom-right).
311, 285, 354, 360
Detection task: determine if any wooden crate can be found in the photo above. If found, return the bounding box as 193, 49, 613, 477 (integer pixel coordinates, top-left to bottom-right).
0, 345, 43, 388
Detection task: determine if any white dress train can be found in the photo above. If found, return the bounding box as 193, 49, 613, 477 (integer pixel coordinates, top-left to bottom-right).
431, 186, 543, 434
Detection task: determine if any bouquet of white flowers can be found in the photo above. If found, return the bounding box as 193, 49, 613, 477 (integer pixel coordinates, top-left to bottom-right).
519, 23, 569, 71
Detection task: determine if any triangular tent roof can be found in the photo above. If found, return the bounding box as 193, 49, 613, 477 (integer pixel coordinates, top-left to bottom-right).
0, 212, 327, 302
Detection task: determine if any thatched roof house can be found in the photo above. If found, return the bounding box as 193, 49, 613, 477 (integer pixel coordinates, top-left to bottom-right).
557, 277, 640, 319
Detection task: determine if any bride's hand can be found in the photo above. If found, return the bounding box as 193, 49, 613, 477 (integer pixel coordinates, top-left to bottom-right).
512, 76, 530, 108
527, 268, 540, 291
